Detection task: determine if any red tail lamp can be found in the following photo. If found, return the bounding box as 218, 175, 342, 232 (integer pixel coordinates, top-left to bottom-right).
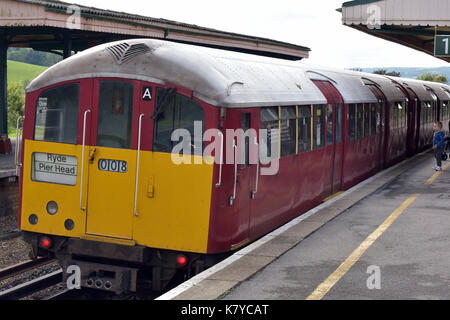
39, 236, 52, 249
176, 254, 188, 268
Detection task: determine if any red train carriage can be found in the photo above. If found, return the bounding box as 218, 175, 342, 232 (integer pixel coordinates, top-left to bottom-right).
16, 39, 450, 293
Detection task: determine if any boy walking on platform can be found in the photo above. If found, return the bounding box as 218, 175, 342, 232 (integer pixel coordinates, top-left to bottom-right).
433, 122, 445, 171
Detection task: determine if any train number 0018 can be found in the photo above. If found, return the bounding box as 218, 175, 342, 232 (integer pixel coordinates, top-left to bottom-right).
98, 159, 128, 173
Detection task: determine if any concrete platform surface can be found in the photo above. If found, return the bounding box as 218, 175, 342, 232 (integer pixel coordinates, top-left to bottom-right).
158, 150, 450, 300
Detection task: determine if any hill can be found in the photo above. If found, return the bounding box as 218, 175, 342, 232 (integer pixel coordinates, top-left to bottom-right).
7, 60, 47, 85
356, 67, 450, 83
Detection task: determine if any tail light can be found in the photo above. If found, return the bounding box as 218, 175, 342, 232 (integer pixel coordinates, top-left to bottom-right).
176, 254, 188, 268
39, 236, 52, 249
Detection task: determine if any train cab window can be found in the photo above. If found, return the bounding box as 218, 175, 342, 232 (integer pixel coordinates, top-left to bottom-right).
313, 105, 325, 150
298, 106, 312, 153
97, 81, 134, 149
348, 104, 356, 141
261, 107, 280, 159
154, 88, 205, 155
34, 83, 80, 144
280, 106, 297, 157
326, 105, 333, 146
363, 104, 370, 137
356, 104, 363, 139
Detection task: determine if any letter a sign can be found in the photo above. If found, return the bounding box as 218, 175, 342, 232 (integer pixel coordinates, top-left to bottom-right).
142, 86, 153, 101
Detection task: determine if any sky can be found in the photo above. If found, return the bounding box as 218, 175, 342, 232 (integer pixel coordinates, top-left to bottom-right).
71, 0, 448, 69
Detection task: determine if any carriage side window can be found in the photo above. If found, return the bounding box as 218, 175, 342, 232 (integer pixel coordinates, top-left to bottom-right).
356, 104, 363, 139
280, 106, 297, 157
396, 102, 403, 129
348, 104, 356, 141
34, 83, 80, 144
326, 104, 333, 146
335, 104, 342, 143
391, 103, 398, 129
423, 102, 431, 124
428, 102, 432, 123
313, 105, 325, 150
261, 107, 280, 159
401, 102, 407, 128
154, 88, 205, 155
241, 113, 251, 167
97, 81, 134, 149
298, 106, 312, 153
363, 104, 370, 137
370, 103, 377, 135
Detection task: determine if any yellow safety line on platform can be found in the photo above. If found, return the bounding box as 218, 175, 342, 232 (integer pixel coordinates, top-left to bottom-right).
323, 191, 344, 203
425, 163, 450, 185
307, 162, 448, 300
306, 195, 418, 300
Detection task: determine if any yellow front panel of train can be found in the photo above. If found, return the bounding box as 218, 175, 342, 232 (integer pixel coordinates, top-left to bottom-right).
85, 147, 136, 239
133, 152, 214, 253
21, 140, 87, 237
21, 139, 215, 253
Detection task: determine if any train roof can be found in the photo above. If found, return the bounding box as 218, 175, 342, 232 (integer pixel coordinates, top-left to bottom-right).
27, 39, 328, 108
397, 78, 436, 102
27, 39, 450, 108
303, 66, 378, 104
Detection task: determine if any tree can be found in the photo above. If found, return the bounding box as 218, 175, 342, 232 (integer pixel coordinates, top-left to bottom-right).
7, 81, 25, 133
417, 72, 448, 84
373, 69, 401, 77
7, 47, 61, 67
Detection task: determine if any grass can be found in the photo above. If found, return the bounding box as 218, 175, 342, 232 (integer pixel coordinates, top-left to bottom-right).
7, 60, 47, 85
6, 60, 47, 136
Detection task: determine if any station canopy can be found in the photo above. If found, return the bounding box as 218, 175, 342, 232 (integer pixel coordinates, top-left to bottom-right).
0, 0, 310, 142
340, 0, 450, 63
0, 0, 310, 60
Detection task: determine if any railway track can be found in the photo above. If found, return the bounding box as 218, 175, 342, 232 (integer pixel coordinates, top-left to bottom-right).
0, 257, 62, 300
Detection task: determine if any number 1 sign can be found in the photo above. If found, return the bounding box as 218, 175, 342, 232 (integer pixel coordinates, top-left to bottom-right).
435, 35, 450, 57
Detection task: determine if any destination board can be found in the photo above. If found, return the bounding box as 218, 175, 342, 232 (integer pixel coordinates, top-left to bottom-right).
32, 153, 78, 186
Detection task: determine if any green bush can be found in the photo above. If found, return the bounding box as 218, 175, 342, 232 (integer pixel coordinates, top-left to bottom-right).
417, 72, 448, 84
7, 81, 25, 134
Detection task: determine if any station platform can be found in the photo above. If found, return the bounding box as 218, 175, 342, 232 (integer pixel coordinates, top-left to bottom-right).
158, 150, 450, 300
0, 138, 16, 179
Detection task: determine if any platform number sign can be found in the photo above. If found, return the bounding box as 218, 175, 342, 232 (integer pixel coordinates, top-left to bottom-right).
142, 86, 153, 101
435, 35, 450, 57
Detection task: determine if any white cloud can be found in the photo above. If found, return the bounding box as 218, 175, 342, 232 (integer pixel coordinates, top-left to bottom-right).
72, 0, 448, 68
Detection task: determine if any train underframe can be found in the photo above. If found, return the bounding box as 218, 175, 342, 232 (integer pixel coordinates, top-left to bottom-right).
23, 231, 227, 294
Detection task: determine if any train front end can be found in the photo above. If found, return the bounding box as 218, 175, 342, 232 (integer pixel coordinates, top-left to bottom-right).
17, 41, 224, 293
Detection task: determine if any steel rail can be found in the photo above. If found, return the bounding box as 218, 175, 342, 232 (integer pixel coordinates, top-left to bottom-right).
0, 269, 63, 300
0, 257, 55, 282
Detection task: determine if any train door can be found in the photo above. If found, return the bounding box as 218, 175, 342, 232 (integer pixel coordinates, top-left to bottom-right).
85, 79, 140, 240
312, 80, 344, 194
228, 109, 258, 249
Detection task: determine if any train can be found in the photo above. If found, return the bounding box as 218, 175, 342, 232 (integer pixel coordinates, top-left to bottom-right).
16, 39, 450, 294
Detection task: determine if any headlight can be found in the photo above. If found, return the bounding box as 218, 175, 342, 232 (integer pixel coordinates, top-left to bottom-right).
65, 219, 75, 231
29, 214, 38, 225
46, 201, 58, 215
